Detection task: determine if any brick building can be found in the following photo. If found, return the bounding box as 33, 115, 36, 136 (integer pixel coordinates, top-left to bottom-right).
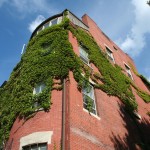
1, 9, 150, 150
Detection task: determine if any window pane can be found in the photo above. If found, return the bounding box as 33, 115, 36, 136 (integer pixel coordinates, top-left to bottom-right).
51, 19, 57, 25
39, 143, 47, 150
125, 65, 133, 79
35, 86, 40, 94
83, 84, 94, 99
106, 47, 114, 62
22, 146, 30, 150
31, 144, 38, 150
80, 47, 88, 59
82, 84, 97, 115
40, 84, 45, 92
44, 22, 49, 28
34, 83, 45, 94
38, 27, 43, 33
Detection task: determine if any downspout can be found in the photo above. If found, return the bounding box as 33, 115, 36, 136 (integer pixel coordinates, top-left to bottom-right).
62, 79, 66, 150
62, 78, 70, 150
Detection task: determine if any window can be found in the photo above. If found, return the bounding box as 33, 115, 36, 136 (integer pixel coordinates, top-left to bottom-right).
21, 44, 26, 55
79, 47, 90, 65
125, 64, 133, 80
37, 27, 43, 34
82, 83, 97, 115
50, 18, 58, 26
33, 83, 45, 95
106, 47, 115, 63
43, 22, 50, 29
22, 143, 47, 150
113, 46, 118, 51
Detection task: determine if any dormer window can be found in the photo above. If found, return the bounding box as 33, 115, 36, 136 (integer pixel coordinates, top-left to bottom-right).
79, 47, 90, 65
106, 47, 115, 63
33, 83, 45, 95
124, 64, 133, 80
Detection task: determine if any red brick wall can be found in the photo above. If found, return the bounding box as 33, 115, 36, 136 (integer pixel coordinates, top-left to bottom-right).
6, 14, 150, 150
82, 14, 150, 94
68, 25, 150, 149
7, 90, 62, 150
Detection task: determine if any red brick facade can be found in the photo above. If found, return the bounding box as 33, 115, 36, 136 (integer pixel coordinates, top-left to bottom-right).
6, 12, 149, 150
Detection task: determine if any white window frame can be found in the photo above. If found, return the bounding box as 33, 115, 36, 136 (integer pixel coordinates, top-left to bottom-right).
22, 143, 47, 150
79, 46, 90, 66
105, 46, 115, 63
124, 63, 133, 80
82, 83, 97, 115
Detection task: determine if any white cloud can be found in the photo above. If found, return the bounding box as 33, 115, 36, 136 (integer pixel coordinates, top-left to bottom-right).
1, 0, 57, 17
28, 15, 45, 33
11, 0, 54, 14
0, 0, 8, 7
118, 0, 150, 57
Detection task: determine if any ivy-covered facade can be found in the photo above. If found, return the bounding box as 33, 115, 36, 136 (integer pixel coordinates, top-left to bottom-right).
0, 10, 150, 150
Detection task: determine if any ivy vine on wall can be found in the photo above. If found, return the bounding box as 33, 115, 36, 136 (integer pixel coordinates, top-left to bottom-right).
0, 18, 149, 145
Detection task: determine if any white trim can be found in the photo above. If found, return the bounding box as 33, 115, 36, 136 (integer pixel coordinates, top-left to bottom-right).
21, 44, 26, 55
83, 108, 100, 120
37, 26, 44, 34
124, 62, 133, 80
105, 45, 115, 63
20, 131, 53, 150
104, 44, 113, 52
81, 74, 95, 85
123, 62, 131, 69
82, 83, 97, 116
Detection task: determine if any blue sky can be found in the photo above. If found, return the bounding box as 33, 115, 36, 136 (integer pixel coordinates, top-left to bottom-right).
0, 0, 150, 85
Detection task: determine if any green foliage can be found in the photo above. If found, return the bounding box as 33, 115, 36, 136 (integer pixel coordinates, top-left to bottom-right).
139, 75, 150, 90
0, 18, 149, 145
68, 27, 138, 112
86, 96, 94, 113
0, 22, 83, 143
137, 90, 150, 103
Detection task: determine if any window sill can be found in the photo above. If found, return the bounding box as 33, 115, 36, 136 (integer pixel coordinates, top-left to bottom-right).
34, 107, 44, 112
83, 108, 100, 120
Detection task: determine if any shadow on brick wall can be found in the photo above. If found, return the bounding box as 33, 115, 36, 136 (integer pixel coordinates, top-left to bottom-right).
110, 103, 150, 150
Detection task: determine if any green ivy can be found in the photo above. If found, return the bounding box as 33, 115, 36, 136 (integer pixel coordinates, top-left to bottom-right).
137, 90, 150, 103
0, 18, 149, 145
0, 21, 83, 144
139, 75, 150, 90
68, 26, 138, 111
